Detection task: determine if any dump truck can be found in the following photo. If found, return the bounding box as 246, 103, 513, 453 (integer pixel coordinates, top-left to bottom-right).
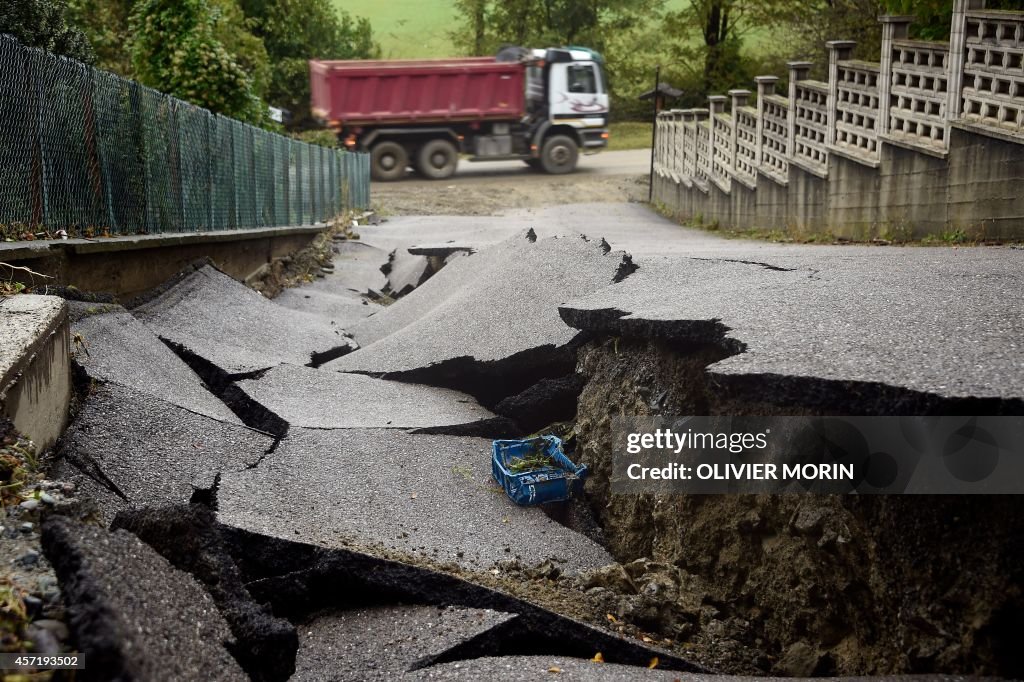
309, 48, 609, 181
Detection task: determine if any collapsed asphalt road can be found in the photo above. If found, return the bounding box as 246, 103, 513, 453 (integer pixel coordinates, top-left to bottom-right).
38, 201, 1024, 680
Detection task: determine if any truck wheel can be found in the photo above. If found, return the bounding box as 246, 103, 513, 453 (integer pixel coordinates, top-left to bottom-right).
371, 141, 408, 181
540, 135, 578, 174
417, 139, 459, 180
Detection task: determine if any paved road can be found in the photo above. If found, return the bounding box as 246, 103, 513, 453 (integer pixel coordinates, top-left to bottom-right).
385, 148, 651, 187
358, 203, 1024, 407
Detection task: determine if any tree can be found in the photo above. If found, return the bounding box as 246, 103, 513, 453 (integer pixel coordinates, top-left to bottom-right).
0, 0, 94, 62
661, 0, 793, 99
129, 0, 267, 122
450, 0, 662, 55
240, 0, 379, 129
66, 0, 133, 73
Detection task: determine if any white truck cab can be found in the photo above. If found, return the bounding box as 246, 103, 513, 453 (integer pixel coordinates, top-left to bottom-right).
527, 48, 610, 153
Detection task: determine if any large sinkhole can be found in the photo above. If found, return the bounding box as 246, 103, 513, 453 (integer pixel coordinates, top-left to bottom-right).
568, 333, 1024, 678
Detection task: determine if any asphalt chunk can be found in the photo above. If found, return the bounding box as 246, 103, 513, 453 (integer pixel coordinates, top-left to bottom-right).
292, 606, 515, 681
316, 240, 390, 296
272, 287, 383, 329
112, 504, 298, 682
132, 264, 354, 374
384, 249, 432, 298
327, 232, 629, 395
235, 364, 510, 433
41, 516, 247, 682
216, 428, 611, 574
57, 383, 274, 523
70, 305, 240, 424
559, 253, 1024, 410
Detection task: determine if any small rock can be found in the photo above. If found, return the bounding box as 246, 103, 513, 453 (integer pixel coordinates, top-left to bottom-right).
25, 623, 60, 655
792, 507, 827, 535
22, 594, 43, 616
773, 641, 826, 677
19, 522, 34, 533
61, 482, 76, 495
583, 563, 637, 594
36, 575, 58, 592
530, 559, 561, 580
31, 619, 69, 642
623, 557, 652, 579
20, 499, 40, 512
17, 550, 40, 567
39, 492, 58, 506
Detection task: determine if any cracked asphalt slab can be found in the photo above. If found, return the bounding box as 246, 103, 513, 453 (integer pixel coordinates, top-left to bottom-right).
356, 203, 718, 259
309, 240, 390, 297
272, 287, 383, 329
69, 305, 241, 424
41, 516, 247, 682
328, 231, 629, 373
292, 605, 516, 681
132, 264, 354, 374
216, 427, 611, 574
559, 250, 1024, 403
385, 248, 432, 297
57, 382, 273, 521
236, 364, 501, 430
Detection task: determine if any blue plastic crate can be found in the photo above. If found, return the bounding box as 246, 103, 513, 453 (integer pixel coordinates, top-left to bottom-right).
491, 435, 588, 506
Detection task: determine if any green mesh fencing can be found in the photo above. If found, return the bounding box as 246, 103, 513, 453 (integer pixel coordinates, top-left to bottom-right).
0, 33, 369, 238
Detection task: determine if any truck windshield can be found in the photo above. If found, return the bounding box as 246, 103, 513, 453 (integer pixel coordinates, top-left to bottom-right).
568, 64, 597, 94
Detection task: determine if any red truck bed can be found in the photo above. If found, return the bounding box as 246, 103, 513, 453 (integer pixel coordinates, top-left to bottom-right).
309, 57, 526, 126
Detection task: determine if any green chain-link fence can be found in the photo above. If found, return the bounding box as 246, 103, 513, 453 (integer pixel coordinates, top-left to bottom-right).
0, 34, 370, 238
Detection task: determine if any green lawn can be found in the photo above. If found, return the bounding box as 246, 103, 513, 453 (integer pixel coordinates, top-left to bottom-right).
336, 0, 772, 67
608, 122, 652, 151
338, 0, 458, 58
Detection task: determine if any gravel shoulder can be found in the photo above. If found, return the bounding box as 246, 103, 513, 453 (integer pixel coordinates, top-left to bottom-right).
371, 150, 650, 216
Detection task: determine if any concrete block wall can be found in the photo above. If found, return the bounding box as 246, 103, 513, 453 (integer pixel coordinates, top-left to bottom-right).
652, 0, 1024, 240
0, 296, 71, 452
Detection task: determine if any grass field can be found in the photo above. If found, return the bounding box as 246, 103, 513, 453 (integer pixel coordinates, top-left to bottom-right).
608, 122, 652, 151
339, 0, 457, 58
337, 0, 739, 60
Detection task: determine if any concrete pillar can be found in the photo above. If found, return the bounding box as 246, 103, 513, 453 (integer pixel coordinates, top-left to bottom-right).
728, 89, 751, 173
692, 108, 709, 178
826, 41, 857, 146
672, 109, 686, 177
878, 16, 914, 138
754, 76, 779, 170
948, 0, 986, 121
654, 111, 666, 172
787, 62, 813, 160
681, 109, 695, 180
708, 95, 727, 174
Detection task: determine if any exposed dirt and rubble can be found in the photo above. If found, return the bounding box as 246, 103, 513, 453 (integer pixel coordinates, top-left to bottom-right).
372, 169, 648, 216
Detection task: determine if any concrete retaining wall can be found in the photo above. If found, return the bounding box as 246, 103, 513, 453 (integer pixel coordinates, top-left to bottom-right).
654, 124, 1024, 240
0, 295, 71, 452
0, 226, 324, 300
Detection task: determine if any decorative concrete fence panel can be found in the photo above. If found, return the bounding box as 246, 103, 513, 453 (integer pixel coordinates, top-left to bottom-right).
961, 9, 1024, 135
650, 0, 1024, 240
